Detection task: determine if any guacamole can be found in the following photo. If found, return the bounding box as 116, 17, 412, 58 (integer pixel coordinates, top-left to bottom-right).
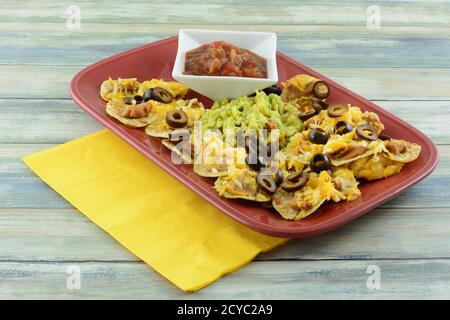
202, 91, 303, 146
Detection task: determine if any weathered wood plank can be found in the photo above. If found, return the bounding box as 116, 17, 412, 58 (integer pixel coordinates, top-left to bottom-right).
1, 99, 448, 144
0, 66, 449, 100
0, 100, 102, 143
1, 0, 449, 26
0, 207, 449, 262
1, 259, 449, 299
1, 23, 449, 68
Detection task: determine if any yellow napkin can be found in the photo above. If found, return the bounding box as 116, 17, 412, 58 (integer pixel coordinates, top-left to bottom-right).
23, 129, 287, 291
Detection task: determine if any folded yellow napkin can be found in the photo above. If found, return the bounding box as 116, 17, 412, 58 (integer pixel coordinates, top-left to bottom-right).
23, 129, 287, 291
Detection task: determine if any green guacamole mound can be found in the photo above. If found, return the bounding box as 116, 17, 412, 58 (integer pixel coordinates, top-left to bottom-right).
202, 91, 303, 146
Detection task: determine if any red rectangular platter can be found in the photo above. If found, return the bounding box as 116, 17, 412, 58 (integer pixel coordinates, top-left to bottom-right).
70, 36, 438, 238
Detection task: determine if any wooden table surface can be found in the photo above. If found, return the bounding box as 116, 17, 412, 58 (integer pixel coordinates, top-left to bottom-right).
1, 0, 449, 299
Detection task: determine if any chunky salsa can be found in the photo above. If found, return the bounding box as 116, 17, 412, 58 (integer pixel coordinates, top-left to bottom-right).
184, 41, 268, 78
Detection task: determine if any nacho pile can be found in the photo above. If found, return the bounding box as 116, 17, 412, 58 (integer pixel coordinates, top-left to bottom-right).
99, 74, 421, 221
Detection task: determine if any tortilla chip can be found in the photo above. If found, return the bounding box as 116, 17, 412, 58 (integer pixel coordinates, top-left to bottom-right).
281, 74, 321, 102
100, 78, 140, 102
323, 134, 385, 166
272, 187, 326, 220
282, 131, 324, 165
384, 139, 421, 163
214, 168, 271, 202
139, 79, 189, 98
304, 106, 384, 136
272, 188, 301, 220
272, 171, 337, 220
106, 102, 153, 128
145, 99, 205, 138
330, 168, 361, 201
145, 124, 170, 138
347, 153, 404, 180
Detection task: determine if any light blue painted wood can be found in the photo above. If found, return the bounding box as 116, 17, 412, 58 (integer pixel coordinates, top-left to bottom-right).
0, 24, 449, 68
1, 207, 450, 262
1, 259, 450, 299
1, 0, 449, 26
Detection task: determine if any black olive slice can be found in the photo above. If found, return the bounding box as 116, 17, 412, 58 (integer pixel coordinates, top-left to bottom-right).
356, 124, 379, 141
379, 134, 392, 141
153, 87, 173, 103
165, 110, 188, 128
312, 81, 330, 99
312, 97, 329, 112
281, 171, 310, 192
334, 121, 353, 135
308, 128, 329, 145
327, 104, 349, 118
310, 153, 331, 173
263, 84, 282, 96
256, 174, 278, 195
299, 109, 317, 121
143, 89, 154, 102
287, 171, 302, 182
134, 95, 143, 103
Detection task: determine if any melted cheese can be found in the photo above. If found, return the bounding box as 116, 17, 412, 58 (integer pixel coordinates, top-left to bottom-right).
139, 79, 189, 98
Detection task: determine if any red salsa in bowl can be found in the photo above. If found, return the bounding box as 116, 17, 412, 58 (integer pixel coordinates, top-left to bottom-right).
183, 41, 268, 78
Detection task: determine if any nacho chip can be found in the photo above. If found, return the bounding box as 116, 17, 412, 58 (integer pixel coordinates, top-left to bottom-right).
347, 153, 404, 180
106, 100, 153, 128
304, 106, 384, 135
214, 168, 271, 202
272, 171, 338, 220
138, 79, 189, 99
193, 132, 247, 177
281, 74, 322, 102
100, 78, 140, 102
323, 133, 385, 166
144, 101, 178, 137
145, 99, 205, 138
282, 131, 324, 165
384, 139, 421, 163
331, 168, 361, 201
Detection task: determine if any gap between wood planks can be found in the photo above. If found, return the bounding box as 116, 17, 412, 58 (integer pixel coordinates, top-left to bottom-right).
1, 257, 450, 263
